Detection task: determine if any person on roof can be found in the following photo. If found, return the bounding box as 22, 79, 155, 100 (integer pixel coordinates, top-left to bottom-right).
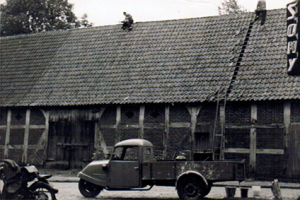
255, 0, 266, 13
122, 12, 134, 30
255, 0, 266, 25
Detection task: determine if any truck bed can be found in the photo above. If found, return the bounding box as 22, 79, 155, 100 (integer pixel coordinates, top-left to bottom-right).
142, 160, 245, 183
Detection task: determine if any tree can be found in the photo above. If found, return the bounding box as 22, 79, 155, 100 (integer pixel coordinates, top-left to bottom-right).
80, 13, 93, 28
0, 0, 89, 36
218, 0, 247, 15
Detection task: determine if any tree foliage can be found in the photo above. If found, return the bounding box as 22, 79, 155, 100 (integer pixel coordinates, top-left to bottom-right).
0, 0, 92, 36
81, 13, 93, 28
218, 0, 247, 15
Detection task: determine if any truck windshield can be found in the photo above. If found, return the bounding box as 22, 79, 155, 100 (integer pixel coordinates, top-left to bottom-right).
112, 146, 138, 161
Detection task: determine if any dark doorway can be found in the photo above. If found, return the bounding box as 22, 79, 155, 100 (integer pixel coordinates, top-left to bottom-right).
194, 132, 212, 161
195, 132, 210, 152
47, 120, 95, 169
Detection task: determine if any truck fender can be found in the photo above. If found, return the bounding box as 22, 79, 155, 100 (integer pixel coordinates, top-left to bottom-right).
175, 170, 208, 190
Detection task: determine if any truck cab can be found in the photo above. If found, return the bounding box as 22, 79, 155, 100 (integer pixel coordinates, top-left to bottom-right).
107, 139, 153, 189
78, 139, 153, 190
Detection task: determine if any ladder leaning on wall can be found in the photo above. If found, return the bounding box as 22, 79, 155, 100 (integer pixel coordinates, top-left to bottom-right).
212, 87, 226, 160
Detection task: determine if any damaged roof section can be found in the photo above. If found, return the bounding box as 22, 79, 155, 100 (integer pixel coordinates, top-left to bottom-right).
0, 9, 299, 107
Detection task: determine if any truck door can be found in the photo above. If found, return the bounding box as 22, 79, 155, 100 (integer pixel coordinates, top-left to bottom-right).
108, 146, 140, 188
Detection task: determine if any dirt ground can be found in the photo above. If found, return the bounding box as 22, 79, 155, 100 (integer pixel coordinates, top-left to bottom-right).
52, 182, 300, 200
1, 168, 300, 199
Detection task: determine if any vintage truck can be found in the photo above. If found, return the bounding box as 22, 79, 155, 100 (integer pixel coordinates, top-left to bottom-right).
78, 139, 245, 199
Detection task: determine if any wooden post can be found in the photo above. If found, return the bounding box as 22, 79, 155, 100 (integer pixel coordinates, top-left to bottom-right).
41, 110, 50, 156
219, 104, 226, 160
94, 107, 108, 154
115, 106, 121, 144
283, 101, 291, 148
186, 105, 203, 154
250, 104, 257, 177
139, 105, 145, 139
22, 109, 31, 164
163, 105, 170, 159
4, 109, 12, 158
220, 105, 226, 129
251, 103, 258, 123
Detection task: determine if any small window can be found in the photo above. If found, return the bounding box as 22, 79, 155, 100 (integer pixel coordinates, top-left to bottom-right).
112, 147, 124, 160
143, 147, 152, 162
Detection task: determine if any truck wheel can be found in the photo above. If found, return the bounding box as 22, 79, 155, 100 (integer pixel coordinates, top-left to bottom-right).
78, 179, 102, 198
177, 176, 206, 200
202, 181, 212, 197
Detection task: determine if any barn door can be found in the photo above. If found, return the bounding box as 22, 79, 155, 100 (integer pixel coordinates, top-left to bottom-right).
47, 119, 95, 168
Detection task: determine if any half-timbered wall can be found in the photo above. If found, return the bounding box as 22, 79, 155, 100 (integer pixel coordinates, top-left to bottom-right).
0, 100, 299, 181
224, 100, 299, 181
0, 108, 49, 165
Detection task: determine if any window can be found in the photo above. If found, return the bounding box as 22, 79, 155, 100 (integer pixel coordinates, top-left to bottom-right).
124, 147, 138, 160
112, 146, 138, 161
143, 147, 152, 162
112, 147, 124, 160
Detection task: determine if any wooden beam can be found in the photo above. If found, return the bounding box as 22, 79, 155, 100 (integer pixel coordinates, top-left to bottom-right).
22, 109, 31, 164
100, 122, 199, 129
4, 109, 12, 159
169, 122, 191, 128
250, 104, 257, 176
115, 106, 121, 144
225, 124, 285, 129
224, 148, 285, 155
163, 105, 170, 160
0, 125, 46, 129
94, 107, 109, 154
284, 101, 291, 148
220, 105, 225, 128
251, 104, 258, 123
250, 127, 257, 175
283, 101, 291, 129
224, 148, 250, 154
186, 105, 203, 154
1, 145, 42, 150
256, 149, 285, 155
40, 109, 50, 157
139, 105, 145, 139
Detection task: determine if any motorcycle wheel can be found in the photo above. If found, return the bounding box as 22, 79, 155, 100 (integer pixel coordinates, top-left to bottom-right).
29, 182, 57, 200
79, 179, 102, 198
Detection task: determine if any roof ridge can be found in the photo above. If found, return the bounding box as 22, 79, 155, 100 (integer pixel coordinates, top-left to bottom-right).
0, 8, 285, 39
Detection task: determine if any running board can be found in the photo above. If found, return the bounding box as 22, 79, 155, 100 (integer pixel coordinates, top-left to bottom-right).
106, 185, 154, 191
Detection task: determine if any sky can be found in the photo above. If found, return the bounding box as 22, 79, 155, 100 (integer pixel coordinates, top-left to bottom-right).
68, 0, 293, 26
0, 0, 295, 26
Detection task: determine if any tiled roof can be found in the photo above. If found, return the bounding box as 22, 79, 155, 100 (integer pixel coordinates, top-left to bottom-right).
0, 9, 299, 107
228, 9, 300, 101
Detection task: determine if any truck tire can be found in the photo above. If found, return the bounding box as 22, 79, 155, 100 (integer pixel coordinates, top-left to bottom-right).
202, 181, 212, 197
177, 176, 206, 200
78, 179, 102, 198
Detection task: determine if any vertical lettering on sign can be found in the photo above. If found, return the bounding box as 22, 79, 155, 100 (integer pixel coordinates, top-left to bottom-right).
288, 2, 298, 20
287, 1, 299, 74
287, 23, 297, 38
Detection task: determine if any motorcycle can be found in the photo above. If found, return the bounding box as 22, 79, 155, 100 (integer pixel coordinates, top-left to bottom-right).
0, 159, 58, 200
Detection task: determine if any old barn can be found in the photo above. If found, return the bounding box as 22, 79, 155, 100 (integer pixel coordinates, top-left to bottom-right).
1, 7, 300, 181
